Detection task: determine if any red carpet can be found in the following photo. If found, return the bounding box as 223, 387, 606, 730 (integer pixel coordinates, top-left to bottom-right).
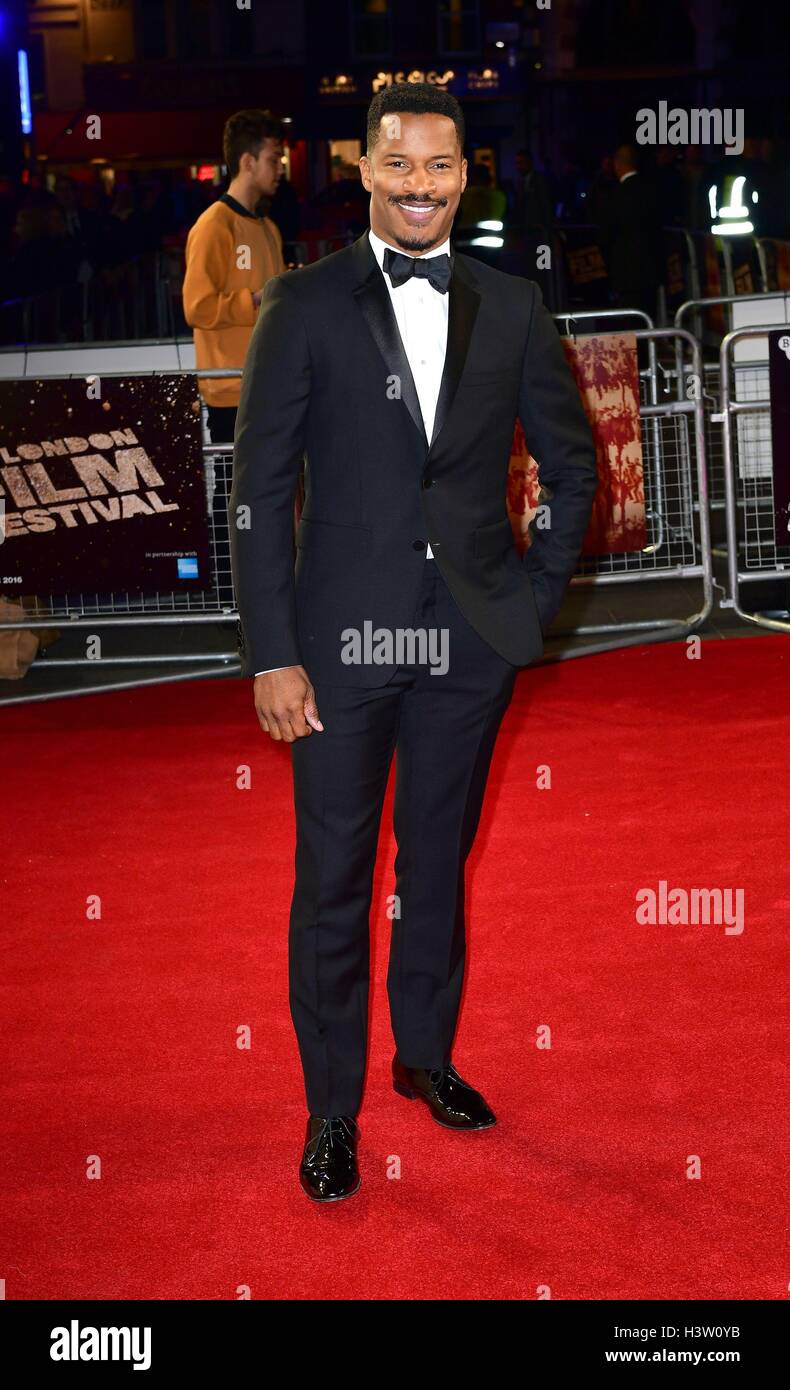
2, 637, 787, 1300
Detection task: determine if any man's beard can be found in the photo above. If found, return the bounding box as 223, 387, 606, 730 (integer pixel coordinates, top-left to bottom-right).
393, 232, 441, 252
388, 195, 448, 255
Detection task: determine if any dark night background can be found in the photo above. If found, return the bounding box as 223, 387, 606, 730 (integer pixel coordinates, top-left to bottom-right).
0, 0, 788, 342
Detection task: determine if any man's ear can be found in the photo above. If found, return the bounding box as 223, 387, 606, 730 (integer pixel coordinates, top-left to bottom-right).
359, 156, 372, 193
460, 156, 468, 194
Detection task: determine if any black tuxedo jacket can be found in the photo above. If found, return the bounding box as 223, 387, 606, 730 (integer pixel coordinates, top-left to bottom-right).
230, 228, 597, 684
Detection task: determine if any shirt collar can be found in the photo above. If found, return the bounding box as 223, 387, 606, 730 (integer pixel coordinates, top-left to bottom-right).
368, 226, 451, 273
619, 170, 638, 183
221, 191, 260, 219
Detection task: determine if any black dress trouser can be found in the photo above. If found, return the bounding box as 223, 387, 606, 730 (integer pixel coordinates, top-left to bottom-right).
288, 556, 518, 1117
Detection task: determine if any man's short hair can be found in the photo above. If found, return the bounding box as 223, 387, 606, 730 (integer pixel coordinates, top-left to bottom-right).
366, 83, 465, 155
223, 109, 283, 178
614, 143, 639, 169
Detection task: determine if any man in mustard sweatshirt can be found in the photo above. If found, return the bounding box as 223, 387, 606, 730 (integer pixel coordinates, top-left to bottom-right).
183, 109, 286, 446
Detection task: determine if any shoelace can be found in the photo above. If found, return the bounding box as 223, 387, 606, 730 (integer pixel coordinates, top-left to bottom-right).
428, 1063, 474, 1091
305, 1116, 356, 1162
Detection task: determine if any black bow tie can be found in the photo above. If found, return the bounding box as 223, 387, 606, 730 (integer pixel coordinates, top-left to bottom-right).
383, 246, 452, 294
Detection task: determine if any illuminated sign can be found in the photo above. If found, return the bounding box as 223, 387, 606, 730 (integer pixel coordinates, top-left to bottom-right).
372, 70, 455, 93
18, 50, 32, 136
709, 175, 755, 236
467, 68, 500, 92
318, 65, 516, 99
319, 74, 360, 96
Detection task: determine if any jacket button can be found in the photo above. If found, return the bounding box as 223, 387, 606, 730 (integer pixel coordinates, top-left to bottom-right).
412, 539, 426, 551
422, 477, 435, 489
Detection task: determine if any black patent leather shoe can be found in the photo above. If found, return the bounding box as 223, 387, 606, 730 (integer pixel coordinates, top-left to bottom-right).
392, 1054, 496, 1129
299, 1115, 361, 1201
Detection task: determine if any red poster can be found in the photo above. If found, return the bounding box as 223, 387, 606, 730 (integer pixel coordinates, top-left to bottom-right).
508, 332, 647, 556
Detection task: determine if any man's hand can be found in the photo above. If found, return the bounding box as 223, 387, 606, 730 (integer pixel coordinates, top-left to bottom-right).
253, 665, 323, 742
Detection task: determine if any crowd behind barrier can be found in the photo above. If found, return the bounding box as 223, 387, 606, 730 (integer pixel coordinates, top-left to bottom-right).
1, 310, 727, 696
2, 197, 790, 348
3, 226, 790, 692
3, 140, 789, 351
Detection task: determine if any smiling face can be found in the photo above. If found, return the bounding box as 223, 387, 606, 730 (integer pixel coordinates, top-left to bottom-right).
359, 111, 467, 254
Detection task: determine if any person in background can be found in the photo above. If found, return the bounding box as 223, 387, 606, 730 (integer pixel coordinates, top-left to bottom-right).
455, 161, 508, 266
679, 145, 710, 233
183, 109, 285, 446
8, 200, 81, 342
654, 148, 685, 228
597, 143, 661, 319
757, 137, 788, 239
456, 160, 506, 229
511, 149, 555, 234
53, 176, 100, 276
588, 153, 618, 228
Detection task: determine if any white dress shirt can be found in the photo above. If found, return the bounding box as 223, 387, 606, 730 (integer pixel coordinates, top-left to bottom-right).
255, 227, 450, 675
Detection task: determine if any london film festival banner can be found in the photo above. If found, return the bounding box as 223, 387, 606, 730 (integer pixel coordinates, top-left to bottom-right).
769, 330, 790, 546
508, 332, 647, 555
0, 375, 211, 594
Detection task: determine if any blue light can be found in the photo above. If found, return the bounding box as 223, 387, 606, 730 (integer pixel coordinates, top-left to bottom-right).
18, 49, 32, 136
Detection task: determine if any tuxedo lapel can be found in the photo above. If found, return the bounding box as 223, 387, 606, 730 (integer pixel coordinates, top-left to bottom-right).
351, 232, 427, 445
429, 253, 481, 452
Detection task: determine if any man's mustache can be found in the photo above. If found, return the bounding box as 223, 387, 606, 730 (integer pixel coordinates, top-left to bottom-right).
387, 195, 448, 206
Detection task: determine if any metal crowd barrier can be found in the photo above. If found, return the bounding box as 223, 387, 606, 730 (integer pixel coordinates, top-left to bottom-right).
548, 326, 713, 650
661, 228, 701, 319
0, 252, 178, 350
672, 291, 790, 513
675, 288, 789, 352
756, 238, 790, 293
1, 328, 714, 698
550, 313, 714, 644
719, 324, 790, 633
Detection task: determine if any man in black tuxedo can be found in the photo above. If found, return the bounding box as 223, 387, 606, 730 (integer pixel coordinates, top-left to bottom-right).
230, 84, 597, 1202
598, 143, 662, 319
